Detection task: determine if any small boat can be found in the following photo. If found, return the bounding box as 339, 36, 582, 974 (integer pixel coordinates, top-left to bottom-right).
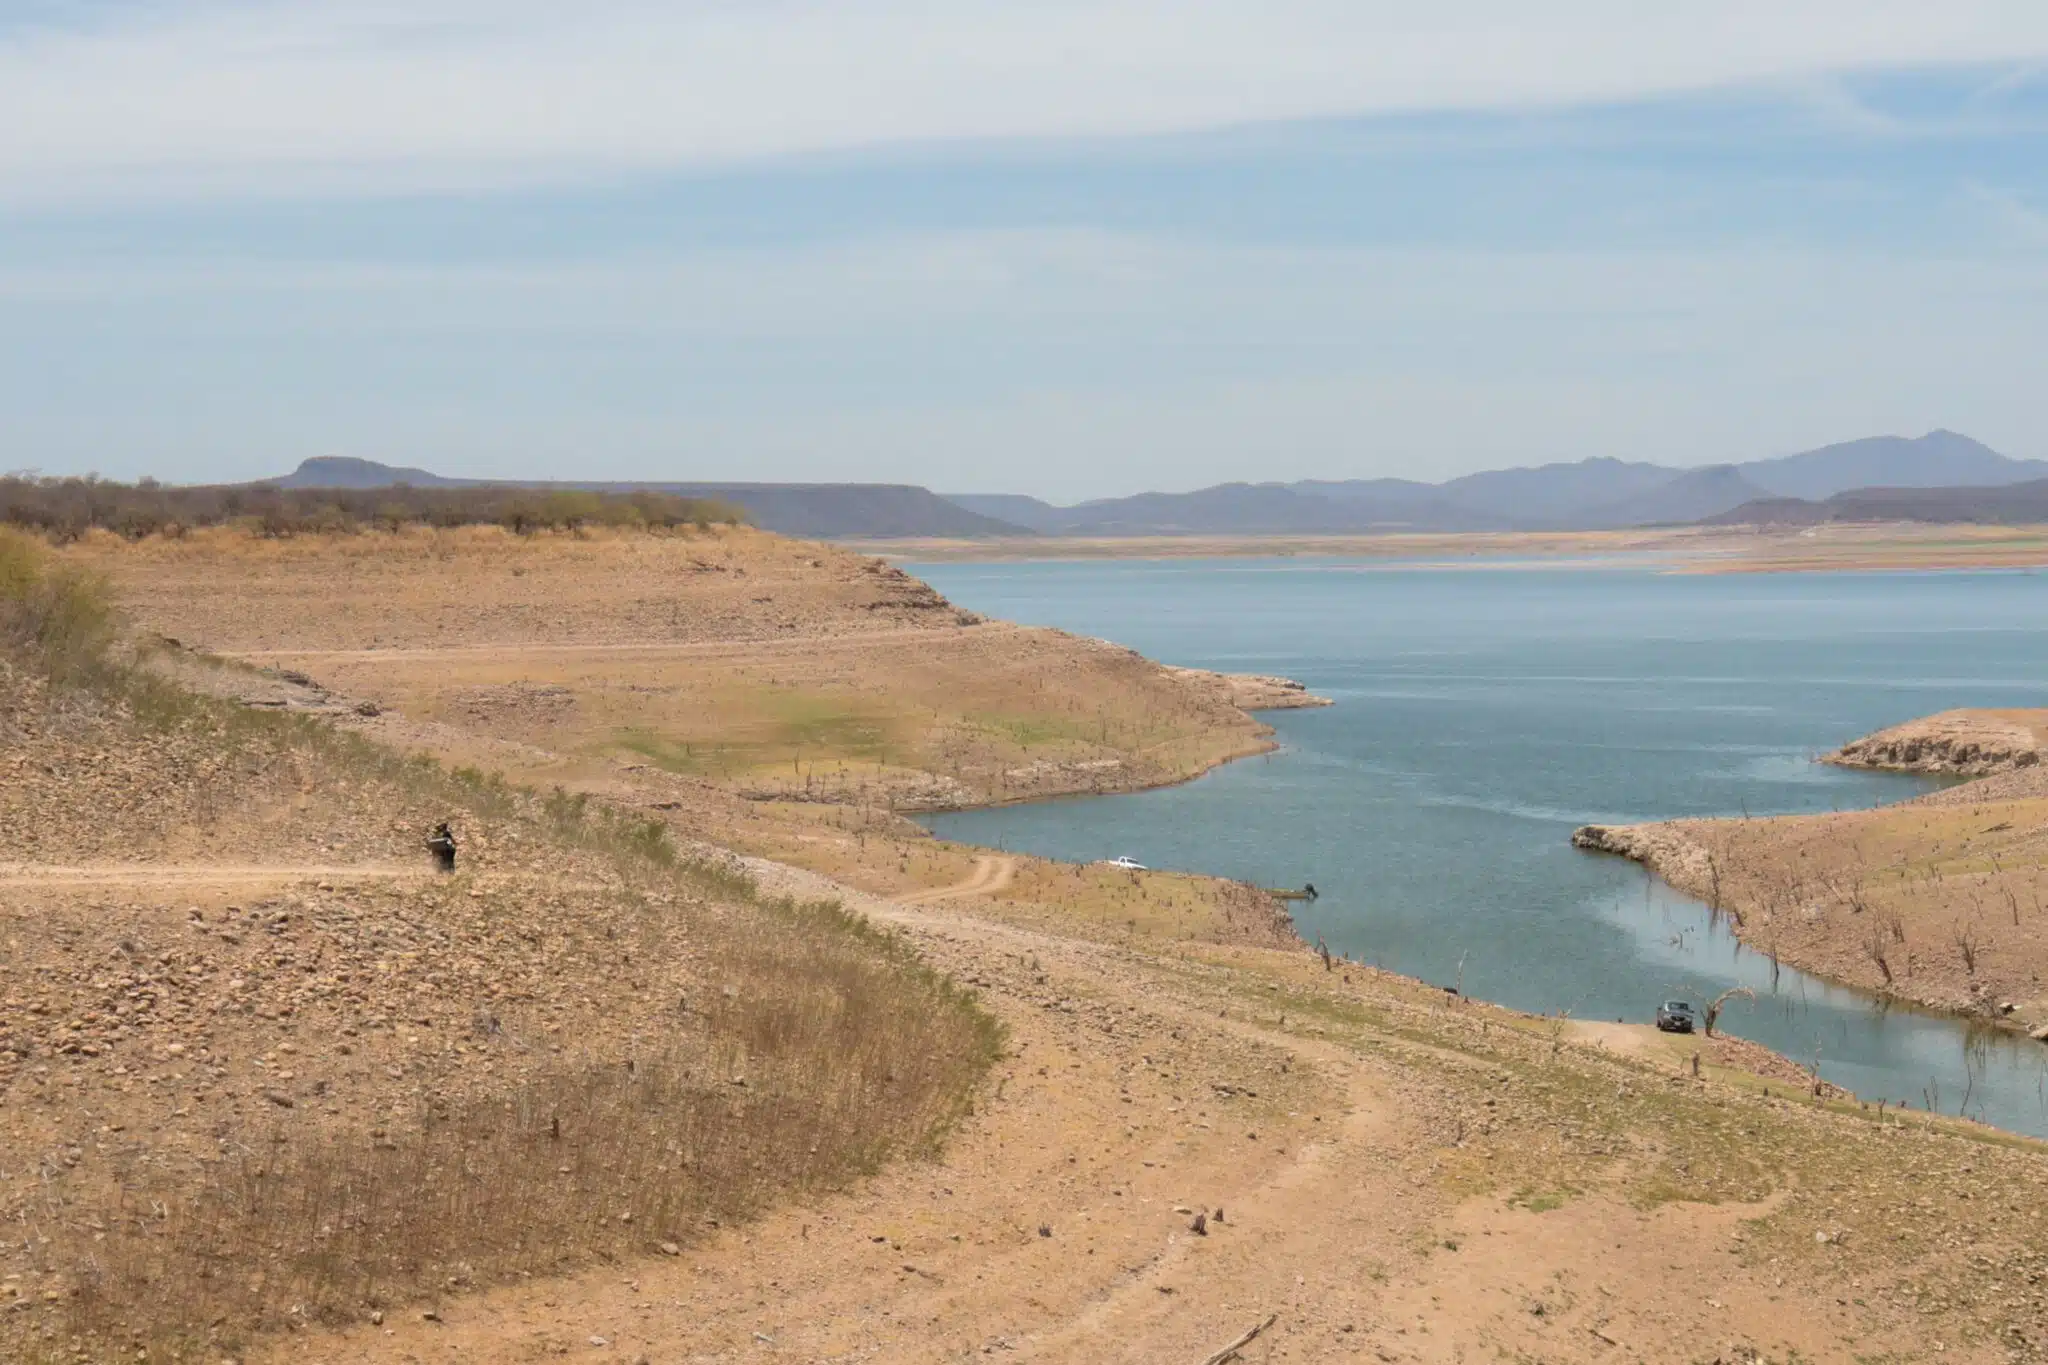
1265, 882, 1319, 901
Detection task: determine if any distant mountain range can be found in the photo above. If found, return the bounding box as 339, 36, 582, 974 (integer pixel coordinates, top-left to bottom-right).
945, 431, 2048, 535
1707, 478, 2048, 528
262, 430, 2048, 539
267, 457, 1028, 539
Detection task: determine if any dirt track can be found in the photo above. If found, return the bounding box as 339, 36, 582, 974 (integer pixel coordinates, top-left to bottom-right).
279, 855, 1908, 1365
895, 853, 1019, 904
0, 862, 430, 889
232, 623, 1007, 664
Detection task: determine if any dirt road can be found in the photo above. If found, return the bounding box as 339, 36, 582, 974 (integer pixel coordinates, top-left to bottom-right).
0, 862, 430, 889
232, 623, 1006, 664
895, 853, 1019, 904
279, 856, 1905, 1365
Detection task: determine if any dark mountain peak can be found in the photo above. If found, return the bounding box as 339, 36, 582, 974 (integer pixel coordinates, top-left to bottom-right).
1709, 476, 2048, 528
273, 456, 459, 489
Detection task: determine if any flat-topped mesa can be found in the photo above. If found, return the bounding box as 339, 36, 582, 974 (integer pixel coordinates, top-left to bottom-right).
1161, 666, 1333, 712
1825, 709, 2048, 777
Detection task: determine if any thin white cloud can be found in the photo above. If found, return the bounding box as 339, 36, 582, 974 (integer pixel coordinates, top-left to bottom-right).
6, 1, 2048, 202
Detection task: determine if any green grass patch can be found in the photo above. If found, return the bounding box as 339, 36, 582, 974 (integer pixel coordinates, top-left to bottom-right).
966, 710, 1101, 749
612, 688, 907, 778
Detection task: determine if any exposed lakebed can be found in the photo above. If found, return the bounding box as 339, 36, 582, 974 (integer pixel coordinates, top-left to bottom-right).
913, 557, 2048, 1136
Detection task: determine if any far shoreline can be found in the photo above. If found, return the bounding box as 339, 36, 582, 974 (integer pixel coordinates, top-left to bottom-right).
858, 521, 2048, 576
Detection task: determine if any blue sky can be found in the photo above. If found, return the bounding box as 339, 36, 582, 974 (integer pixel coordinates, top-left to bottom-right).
3, 4, 2047, 498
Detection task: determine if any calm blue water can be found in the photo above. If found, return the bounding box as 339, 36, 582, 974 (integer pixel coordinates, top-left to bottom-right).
913, 558, 2048, 1135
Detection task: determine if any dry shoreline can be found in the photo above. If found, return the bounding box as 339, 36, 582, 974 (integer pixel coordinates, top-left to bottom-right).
1569, 818, 2040, 1038
1572, 714, 2048, 1042
905, 664, 1332, 814
81, 528, 1977, 1077
26, 526, 2048, 1361
864, 521, 2048, 575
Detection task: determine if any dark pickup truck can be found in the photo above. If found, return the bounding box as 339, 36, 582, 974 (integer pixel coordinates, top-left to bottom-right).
1655, 1000, 1698, 1034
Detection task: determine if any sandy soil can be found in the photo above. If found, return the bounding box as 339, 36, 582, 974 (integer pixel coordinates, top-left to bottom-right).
0, 862, 430, 888
23, 528, 2048, 1363
67, 530, 1313, 815
74, 524, 982, 651
273, 857, 2016, 1365
895, 852, 1020, 904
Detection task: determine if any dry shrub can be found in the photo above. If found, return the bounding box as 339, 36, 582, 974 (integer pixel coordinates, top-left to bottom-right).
47, 897, 997, 1359
0, 474, 745, 542
0, 526, 114, 674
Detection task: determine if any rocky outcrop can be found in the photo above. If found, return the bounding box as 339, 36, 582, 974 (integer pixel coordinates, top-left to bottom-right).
1825, 710, 2047, 777
1163, 666, 1333, 712
1570, 823, 1718, 903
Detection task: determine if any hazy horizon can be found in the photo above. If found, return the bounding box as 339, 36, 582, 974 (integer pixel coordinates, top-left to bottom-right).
4, 5, 2046, 500
214, 430, 2015, 504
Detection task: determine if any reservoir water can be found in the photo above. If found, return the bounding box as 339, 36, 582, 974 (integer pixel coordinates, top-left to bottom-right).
911, 557, 2048, 1137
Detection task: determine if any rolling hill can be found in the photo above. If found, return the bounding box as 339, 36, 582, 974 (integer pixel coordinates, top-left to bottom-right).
1707, 477, 2048, 527
944, 431, 2046, 534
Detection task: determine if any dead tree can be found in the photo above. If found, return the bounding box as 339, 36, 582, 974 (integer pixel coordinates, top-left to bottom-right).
1952, 920, 1981, 977
1703, 986, 1755, 1038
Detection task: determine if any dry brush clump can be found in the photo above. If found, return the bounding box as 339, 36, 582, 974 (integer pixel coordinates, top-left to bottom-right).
1, 536, 999, 1362
0, 526, 115, 677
